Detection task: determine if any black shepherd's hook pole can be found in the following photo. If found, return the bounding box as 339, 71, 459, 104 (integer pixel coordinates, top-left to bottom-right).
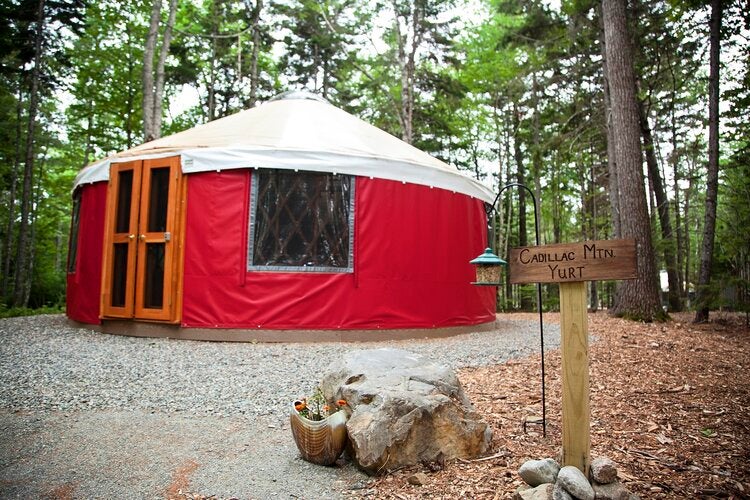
487, 182, 546, 437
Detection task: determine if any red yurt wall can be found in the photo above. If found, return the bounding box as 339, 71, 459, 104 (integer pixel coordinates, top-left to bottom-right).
66, 182, 107, 324
181, 170, 495, 329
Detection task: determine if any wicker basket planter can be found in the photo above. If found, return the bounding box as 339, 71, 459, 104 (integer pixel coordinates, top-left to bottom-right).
289, 403, 348, 466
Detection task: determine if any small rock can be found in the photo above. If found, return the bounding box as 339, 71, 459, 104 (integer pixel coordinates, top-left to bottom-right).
513, 484, 532, 500
519, 458, 561, 486
407, 472, 429, 486
590, 457, 618, 484
517, 483, 554, 500
557, 466, 595, 500
592, 480, 633, 500
349, 481, 368, 490
552, 483, 573, 500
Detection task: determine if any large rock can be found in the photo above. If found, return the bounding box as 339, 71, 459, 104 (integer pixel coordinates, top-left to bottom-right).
319, 348, 491, 473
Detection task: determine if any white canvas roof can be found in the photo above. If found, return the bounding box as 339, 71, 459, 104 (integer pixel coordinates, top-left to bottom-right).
73, 91, 494, 203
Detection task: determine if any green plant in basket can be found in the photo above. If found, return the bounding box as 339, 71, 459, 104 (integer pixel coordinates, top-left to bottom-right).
293, 387, 348, 421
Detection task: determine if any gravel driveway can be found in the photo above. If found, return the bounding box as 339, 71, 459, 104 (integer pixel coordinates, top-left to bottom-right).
0, 314, 559, 499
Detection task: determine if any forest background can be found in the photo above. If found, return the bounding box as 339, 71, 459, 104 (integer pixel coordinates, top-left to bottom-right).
0, 0, 747, 321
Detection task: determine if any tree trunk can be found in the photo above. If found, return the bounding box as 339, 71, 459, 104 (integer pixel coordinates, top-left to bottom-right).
125, 30, 136, 148
492, 95, 507, 257
531, 72, 542, 220
152, 0, 177, 139
513, 103, 527, 249
2, 81, 23, 299
26, 149, 47, 306
684, 159, 695, 299
638, 97, 682, 311
667, 51, 685, 296
602, 0, 663, 321
247, 0, 263, 107
589, 150, 599, 312
512, 103, 533, 311
599, 5, 620, 239
13, 0, 45, 308
142, 0, 161, 142
695, 0, 722, 323
392, 0, 423, 144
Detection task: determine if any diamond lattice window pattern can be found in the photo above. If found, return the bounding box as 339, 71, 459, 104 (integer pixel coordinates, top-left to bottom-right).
251, 169, 352, 269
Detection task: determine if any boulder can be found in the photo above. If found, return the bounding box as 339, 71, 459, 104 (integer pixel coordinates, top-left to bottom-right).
590, 457, 618, 485
557, 466, 595, 500
519, 458, 561, 486
319, 348, 491, 473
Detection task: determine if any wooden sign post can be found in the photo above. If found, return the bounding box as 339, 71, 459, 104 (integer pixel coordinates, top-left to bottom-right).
508, 239, 637, 475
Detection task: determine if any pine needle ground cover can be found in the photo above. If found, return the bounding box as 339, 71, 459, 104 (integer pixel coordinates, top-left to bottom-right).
368, 312, 749, 499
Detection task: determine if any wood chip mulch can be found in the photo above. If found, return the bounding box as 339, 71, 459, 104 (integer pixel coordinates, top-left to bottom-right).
363, 311, 750, 499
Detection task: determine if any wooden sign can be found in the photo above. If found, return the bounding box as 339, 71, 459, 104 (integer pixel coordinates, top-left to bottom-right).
505, 238, 637, 476
509, 239, 636, 284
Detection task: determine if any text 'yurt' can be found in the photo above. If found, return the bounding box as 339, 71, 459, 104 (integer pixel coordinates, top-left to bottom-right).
66, 92, 496, 341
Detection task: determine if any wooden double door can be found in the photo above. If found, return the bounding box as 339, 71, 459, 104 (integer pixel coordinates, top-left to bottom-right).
101, 156, 185, 322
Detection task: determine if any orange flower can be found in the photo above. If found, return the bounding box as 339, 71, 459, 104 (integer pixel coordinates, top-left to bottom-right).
323, 405, 330, 412
294, 400, 306, 411
337, 399, 347, 406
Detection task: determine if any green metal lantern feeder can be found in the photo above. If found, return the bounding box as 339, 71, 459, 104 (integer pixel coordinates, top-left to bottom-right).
470, 248, 507, 286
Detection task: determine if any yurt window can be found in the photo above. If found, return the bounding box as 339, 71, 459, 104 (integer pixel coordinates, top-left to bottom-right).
67, 190, 82, 273
248, 169, 354, 272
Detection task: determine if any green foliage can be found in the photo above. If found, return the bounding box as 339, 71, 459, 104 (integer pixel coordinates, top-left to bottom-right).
713, 154, 750, 313
0, 0, 746, 318
274, 0, 363, 103
65, 0, 150, 163
0, 303, 64, 319
170, 0, 279, 120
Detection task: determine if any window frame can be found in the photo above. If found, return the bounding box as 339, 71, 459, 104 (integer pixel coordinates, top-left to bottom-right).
67, 189, 83, 274
247, 169, 355, 273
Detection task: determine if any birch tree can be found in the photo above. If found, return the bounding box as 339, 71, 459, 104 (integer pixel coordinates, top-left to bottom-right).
142, 0, 177, 142
694, 0, 721, 323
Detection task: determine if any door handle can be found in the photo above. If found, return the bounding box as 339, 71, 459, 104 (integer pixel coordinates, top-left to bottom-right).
139, 234, 146, 241
128, 234, 135, 240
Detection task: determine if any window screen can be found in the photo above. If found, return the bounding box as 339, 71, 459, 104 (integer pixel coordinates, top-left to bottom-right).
248, 169, 354, 272
67, 190, 82, 273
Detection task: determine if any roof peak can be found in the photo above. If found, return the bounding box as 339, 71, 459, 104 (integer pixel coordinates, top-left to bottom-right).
268, 90, 330, 104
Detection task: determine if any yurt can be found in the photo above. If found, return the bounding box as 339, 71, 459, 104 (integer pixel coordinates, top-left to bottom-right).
66, 92, 497, 341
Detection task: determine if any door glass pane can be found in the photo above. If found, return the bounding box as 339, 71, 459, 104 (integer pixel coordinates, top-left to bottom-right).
144, 243, 165, 309
115, 170, 133, 233
147, 167, 170, 232
111, 243, 129, 307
